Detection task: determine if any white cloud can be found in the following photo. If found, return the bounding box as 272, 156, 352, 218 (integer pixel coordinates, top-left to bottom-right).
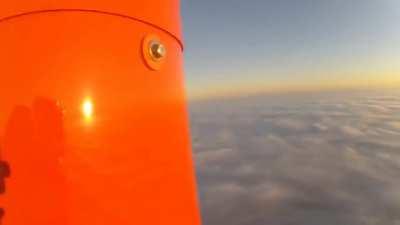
190, 90, 400, 225
339, 125, 364, 137
273, 118, 309, 131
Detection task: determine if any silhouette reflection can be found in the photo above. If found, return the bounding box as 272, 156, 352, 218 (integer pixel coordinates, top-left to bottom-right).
3, 98, 68, 224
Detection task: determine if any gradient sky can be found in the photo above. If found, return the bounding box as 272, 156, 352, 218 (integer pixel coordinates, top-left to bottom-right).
181, 0, 400, 99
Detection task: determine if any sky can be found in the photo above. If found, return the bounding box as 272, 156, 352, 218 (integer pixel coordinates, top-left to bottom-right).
181, 0, 400, 99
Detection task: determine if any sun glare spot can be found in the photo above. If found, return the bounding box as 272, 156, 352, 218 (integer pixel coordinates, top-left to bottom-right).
82, 98, 94, 122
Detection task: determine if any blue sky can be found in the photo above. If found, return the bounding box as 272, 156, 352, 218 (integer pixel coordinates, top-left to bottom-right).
181, 0, 400, 99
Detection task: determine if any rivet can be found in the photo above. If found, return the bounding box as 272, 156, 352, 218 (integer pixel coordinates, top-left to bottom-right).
149, 40, 167, 61
142, 35, 167, 71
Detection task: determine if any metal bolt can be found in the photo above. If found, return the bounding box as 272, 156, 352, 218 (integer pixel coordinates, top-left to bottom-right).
149, 40, 167, 61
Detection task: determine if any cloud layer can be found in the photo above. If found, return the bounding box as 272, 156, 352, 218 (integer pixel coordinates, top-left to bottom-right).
190, 90, 400, 225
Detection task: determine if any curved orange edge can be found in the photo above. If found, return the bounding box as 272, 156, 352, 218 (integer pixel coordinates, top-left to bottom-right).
0, 9, 184, 51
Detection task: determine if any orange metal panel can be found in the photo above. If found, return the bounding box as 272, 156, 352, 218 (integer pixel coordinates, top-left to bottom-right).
0, 0, 183, 48
0, 7, 199, 225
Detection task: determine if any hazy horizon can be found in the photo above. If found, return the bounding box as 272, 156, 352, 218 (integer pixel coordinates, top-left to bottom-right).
188, 85, 400, 101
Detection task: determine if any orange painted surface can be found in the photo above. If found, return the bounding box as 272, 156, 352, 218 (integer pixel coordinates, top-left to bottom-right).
0, 0, 182, 47
0, 4, 200, 225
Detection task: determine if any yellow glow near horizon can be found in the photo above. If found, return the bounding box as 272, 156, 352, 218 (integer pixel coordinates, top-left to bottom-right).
82, 98, 94, 122
187, 72, 400, 100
